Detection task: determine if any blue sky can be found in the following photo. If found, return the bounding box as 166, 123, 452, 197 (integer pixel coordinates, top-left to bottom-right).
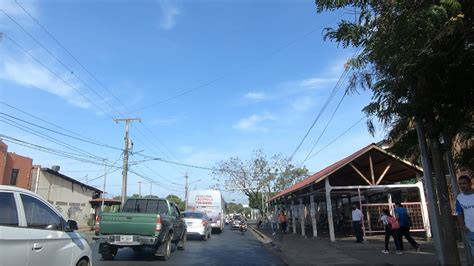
0, 0, 384, 204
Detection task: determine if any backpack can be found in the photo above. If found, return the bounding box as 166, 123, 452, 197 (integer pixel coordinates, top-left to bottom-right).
387, 216, 400, 230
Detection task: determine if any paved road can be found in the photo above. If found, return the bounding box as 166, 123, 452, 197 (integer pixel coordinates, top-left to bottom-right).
91, 225, 284, 265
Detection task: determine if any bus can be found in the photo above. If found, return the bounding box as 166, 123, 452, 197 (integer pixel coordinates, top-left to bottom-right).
187, 190, 226, 232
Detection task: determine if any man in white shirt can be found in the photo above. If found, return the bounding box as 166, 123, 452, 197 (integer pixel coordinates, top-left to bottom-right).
456, 175, 474, 258
352, 204, 364, 243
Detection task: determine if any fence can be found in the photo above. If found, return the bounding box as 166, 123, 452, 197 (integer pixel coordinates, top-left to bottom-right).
361, 202, 425, 234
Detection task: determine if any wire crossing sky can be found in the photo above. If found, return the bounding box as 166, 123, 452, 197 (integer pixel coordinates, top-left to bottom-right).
0, 0, 384, 203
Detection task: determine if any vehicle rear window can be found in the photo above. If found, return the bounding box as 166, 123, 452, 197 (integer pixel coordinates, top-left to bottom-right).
122, 199, 169, 215
0, 192, 19, 226
183, 212, 203, 218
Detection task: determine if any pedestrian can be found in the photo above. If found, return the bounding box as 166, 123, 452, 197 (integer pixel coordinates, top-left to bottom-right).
269, 211, 278, 236
394, 202, 420, 252
380, 208, 402, 254
278, 210, 288, 234
456, 175, 474, 259
351, 204, 364, 243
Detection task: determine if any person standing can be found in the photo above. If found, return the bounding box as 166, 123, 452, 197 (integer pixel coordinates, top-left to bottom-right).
456, 175, 474, 259
394, 202, 420, 251
278, 210, 288, 234
380, 209, 402, 254
269, 211, 278, 236
351, 204, 364, 243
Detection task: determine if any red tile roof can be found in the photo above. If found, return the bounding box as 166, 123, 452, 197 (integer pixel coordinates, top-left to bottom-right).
269, 143, 377, 201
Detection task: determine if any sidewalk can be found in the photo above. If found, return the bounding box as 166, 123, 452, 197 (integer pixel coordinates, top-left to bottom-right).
251, 225, 469, 265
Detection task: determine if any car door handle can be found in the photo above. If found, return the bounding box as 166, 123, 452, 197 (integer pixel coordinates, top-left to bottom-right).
32, 243, 43, 251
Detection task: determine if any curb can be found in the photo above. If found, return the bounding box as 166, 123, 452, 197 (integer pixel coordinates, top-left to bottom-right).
249, 225, 273, 244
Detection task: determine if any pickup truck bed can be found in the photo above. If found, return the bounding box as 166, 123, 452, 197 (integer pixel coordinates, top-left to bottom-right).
93, 198, 186, 261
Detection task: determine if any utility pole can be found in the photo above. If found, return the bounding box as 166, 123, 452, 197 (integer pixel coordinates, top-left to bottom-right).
150, 182, 152, 197
138, 180, 142, 197
114, 118, 141, 207
101, 159, 107, 212
184, 173, 189, 210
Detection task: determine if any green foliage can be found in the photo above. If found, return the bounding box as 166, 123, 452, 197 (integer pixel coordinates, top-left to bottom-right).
316, 0, 473, 173
166, 195, 185, 211
226, 202, 244, 214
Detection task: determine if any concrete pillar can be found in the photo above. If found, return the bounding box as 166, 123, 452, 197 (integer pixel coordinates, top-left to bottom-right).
291, 200, 297, 234
299, 198, 305, 236
310, 194, 317, 237
417, 181, 432, 238
325, 178, 335, 242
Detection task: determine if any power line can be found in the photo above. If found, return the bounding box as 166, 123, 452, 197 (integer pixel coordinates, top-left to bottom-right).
1, 33, 114, 119
305, 116, 366, 162
289, 47, 362, 161
13, 0, 130, 113
300, 88, 349, 166
289, 67, 350, 160
0, 102, 123, 151
0, 116, 103, 160
1, 9, 123, 119
0, 134, 122, 168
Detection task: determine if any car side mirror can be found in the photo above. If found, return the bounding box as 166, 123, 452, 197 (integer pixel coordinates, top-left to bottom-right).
65, 220, 78, 231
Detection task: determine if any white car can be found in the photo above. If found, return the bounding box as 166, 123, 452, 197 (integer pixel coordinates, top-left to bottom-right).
0, 185, 92, 266
182, 211, 212, 240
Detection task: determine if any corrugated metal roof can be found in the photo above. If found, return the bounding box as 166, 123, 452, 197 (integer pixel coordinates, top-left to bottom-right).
269, 143, 420, 201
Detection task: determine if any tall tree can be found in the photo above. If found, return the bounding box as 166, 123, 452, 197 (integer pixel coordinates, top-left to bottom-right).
315, 0, 473, 264
214, 150, 308, 214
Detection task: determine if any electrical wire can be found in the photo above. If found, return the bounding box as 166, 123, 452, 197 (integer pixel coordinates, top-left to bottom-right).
0, 103, 123, 151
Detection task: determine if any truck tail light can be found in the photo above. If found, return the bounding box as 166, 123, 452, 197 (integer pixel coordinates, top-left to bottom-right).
95, 215, 101, 233
155, 215, 162, 232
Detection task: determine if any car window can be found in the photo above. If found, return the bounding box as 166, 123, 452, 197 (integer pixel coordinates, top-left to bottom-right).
0, 192, 19, 227
169, 203, 176, 216
183, 212, 203, 218
122, 199, 137, 212
21, 194, 62, 231
174, 205, 180, 218
135, 199, 147, 213
158, 200, 169, 215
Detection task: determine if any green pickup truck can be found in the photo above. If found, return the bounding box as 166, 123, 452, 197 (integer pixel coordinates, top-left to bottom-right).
93, 197, 186, 261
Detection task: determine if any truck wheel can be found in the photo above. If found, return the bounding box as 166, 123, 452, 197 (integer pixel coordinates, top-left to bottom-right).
177, 231, 186, 250
76, 258, 89, 266
158, 235, 172, 261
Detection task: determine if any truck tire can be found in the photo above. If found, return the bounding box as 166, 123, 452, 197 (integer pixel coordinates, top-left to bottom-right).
158, 234, 172, 261
177, 231, 186, 250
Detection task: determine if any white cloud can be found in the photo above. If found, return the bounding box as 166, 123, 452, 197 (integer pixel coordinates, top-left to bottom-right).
233, 113, 276, 132
157, 0, 181, 30
300, 77, 338, 90
0, 58, 91, 108
244, 92, 267, 101
291, 96, 317, 112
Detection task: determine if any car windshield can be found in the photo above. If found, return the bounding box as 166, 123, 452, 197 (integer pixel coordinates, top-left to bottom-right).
183, 212, 204, 219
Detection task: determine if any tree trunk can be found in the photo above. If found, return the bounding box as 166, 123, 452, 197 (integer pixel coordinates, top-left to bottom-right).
426, 121, 460, 265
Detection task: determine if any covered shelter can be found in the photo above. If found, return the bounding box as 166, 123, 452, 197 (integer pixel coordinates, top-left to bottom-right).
269, 143, 430, 241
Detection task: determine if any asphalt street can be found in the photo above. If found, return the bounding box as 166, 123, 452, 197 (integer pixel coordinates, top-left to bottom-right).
91, 225, 284, 265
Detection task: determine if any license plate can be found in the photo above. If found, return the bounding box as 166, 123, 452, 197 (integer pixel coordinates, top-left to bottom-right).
186, 222, 193, 226
120, 235, 133, 242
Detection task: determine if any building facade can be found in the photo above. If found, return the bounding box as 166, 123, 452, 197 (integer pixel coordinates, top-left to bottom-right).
0, 140, 33, 189
31, 167, 102, 228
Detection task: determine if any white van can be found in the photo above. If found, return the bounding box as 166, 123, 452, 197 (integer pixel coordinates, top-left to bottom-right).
187, 190, 226, 232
